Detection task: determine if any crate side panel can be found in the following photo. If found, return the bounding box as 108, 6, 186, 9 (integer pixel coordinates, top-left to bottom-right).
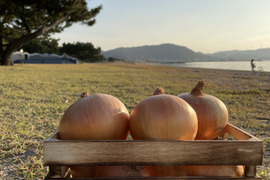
225, 124, 260, 141
43, 140, 263, 166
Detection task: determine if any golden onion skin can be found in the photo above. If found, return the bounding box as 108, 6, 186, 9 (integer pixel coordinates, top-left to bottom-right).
144, 165, 190, 177
188, 165, 245, 177
178, 81, 228, 140
145, 165, 244, 177
94, 166, 150, 177
130, 94, 198, 140
59, 94, 130, 140
58, 94, 130, 178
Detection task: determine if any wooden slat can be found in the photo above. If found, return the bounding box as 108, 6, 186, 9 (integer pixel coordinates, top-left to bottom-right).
45, 131, 59, 142
245, 166, 257, 177
44, 123, 263, 179
43, 139, 263, 166
225, 124, 260, 141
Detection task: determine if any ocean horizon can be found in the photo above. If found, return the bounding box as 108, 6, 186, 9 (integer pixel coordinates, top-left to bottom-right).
158, 60, 270, 72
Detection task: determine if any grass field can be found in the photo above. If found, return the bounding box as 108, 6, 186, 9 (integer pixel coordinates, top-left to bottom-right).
0, 63, 269, 179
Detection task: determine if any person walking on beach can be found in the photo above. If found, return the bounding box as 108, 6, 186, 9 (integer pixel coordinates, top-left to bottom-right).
250, 59, 256, 73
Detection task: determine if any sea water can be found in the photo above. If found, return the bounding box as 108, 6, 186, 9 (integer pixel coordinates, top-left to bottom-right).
161, 60, 270, 72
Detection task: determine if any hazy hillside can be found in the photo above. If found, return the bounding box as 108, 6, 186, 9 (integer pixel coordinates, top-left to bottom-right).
102, 43, 270, 62
102, 44, 216, 62
211, 48, 270, 60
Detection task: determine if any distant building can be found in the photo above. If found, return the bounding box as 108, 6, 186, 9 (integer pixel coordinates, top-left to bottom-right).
12, 51, 30, 62
12, 52, 80, 64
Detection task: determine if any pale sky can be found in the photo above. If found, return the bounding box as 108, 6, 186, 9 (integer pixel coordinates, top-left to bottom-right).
52, 0, 270, 54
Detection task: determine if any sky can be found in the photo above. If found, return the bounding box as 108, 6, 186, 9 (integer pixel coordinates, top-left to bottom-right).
52, 0, 270, 54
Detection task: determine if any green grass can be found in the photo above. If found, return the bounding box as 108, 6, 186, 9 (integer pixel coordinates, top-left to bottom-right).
0, 63, 269, 179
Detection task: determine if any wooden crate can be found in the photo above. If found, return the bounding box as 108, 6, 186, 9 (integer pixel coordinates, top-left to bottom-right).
43, 123, 264, 179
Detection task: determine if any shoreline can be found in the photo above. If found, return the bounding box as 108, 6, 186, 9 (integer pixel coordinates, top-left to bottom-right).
151, 61, 270, 73
128, 61, 270, 74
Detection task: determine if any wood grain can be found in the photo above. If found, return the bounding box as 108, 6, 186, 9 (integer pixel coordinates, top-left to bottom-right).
44, 139, 263, 166
43, 123, 263, 179
225, 124, 260, 141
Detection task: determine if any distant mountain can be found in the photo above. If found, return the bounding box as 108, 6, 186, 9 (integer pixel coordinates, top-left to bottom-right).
102, 43, 270, 62
102, 44, 216, 63
211, 48, 270, 60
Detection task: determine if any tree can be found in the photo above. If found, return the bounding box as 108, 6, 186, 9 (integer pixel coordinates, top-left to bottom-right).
22, 37, 60, 54
60, 42, 105, 62
0, 0, 102, 65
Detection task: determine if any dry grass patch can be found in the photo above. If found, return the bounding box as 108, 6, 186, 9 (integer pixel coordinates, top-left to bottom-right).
0, 63, 269, 179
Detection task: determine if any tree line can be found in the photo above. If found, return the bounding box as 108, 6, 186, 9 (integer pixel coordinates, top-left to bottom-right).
0, 0, 102, 65
22, 37, 105, 62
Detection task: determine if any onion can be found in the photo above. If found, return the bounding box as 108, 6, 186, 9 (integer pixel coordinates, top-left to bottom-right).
188, 165, 245, 177
144, 165, 244, 177
59, 93, 129, 140
178, 80, 228, 140
129, 89, 198, 140
94, 166, 150, 177
79, 91, 90, 98
58, 93, 130, 177
69, 166, 96, 178
153, 87, 165, 95
144, 165, 190, 177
